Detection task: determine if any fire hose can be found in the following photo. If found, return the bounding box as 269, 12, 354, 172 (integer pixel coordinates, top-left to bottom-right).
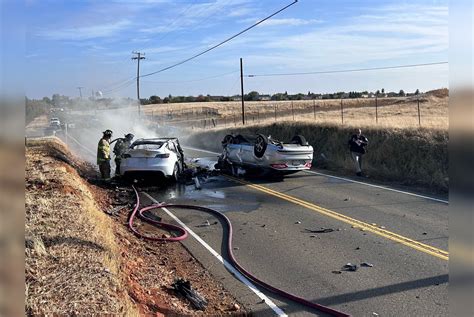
128, 185, 350, 317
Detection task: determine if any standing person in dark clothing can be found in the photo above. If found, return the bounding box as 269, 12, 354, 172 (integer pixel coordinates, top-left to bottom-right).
113, 133, 134, 176
348, 129, 368, 176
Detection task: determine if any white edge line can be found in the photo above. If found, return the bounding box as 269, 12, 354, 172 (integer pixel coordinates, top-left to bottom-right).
304, 170, 449, 204
142, 191, 288, 317
67, 134, 96, 156
182, 146, 448, 204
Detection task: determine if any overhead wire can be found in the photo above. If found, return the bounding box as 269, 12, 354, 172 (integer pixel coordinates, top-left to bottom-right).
246, 61, 448, 77
140, 70, 238, 84
140, 0, 298, 78
101, 78, 137, 95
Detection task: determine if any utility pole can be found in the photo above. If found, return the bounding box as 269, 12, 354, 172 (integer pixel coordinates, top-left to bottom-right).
132, 51, 145, 116
77, 87, 83, 99
240, 58, 245, 125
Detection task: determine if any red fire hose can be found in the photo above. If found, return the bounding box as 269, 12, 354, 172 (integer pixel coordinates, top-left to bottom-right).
129, 185, 350, 317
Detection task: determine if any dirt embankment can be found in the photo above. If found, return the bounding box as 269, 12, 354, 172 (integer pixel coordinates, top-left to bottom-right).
186, 123, 448, 193
25, 137, 245, 315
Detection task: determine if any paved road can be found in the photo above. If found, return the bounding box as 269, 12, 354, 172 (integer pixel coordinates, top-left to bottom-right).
139, 147, 448, 316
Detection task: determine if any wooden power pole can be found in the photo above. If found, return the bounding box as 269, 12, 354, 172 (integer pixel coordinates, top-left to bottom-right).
132, 51, 145, 116
240, 58, 245, 125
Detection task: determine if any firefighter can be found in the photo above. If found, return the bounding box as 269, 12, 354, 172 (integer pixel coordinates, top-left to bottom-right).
97, 129, 113, 179
113, 133, 134, 176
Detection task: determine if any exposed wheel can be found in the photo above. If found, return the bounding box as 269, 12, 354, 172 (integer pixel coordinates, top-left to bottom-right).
291, 135, 308, 146
222, 134, 234, 146
171, 163, 179, 182
254, 134, 268, 158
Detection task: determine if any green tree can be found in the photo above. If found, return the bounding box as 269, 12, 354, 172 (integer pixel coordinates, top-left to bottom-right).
245, 91, 260, 101
399, 89, 406, 97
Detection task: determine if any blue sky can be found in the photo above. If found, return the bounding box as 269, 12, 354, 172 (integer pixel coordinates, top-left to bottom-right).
19, 0, 448, 98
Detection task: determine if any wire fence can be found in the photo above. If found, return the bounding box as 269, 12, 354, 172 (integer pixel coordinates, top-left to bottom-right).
141, 94, 448, 130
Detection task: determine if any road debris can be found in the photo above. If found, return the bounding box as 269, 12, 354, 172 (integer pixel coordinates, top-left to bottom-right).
342, 263, 358, 271
361, 262, 374, 267
332, 270, 343, 274
172, 278, 208, 310
104, 205, 128, 216
196, 220, 211, 227
295, 221, 301, 224
303, 228, 334, 233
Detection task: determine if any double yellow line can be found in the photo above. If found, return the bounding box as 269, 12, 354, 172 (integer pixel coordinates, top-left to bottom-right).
226, 175, 449, 261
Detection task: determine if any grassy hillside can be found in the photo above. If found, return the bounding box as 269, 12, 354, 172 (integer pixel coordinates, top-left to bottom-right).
186, 122, 448, 193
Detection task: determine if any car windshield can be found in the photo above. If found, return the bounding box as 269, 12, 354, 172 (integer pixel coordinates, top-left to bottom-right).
132, 141, 164, 150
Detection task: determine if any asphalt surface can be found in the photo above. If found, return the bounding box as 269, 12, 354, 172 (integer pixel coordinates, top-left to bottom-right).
142, 148, 449, 317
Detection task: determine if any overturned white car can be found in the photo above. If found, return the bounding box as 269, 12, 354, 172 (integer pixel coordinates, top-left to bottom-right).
217, 134, 313, 176
120, 138, 184, 181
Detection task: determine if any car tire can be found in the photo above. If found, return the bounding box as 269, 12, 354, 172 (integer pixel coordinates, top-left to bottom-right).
254, 134, 268, 158
291, 135, 308, 146
222, 134, 234, 146
171, 163, 179, 182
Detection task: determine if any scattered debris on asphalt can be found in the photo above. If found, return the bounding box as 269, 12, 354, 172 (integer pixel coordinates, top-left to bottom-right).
303, 228, 334, 233
172, 278, 208, 310
361, 262, 374, 268
342, 263, 358, 271
422, 232, 427, 235
295, 221, 301, 224
332, 270, 342, 274
196, 220, 211, 227
344, 198, 350, 201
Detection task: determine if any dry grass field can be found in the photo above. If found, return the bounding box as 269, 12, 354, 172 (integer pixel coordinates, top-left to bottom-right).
142, 88, 448, 130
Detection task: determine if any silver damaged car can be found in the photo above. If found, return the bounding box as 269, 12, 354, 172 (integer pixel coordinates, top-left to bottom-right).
218, 134, 313, 176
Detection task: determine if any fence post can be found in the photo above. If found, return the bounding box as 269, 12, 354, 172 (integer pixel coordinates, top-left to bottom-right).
313, 100, 316, 120
274, 104, 277, 122
292, 101, 294, 121
417, 98, 421, 126
341, 98, 344, 124
257, 109, 260, 123
375, 96, 378, 124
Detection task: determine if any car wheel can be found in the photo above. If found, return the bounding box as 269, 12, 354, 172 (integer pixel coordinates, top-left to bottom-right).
171, 163, 179, 182
222, 134, 234, 146
291, 135, 308, 146
254, 134, 268, 158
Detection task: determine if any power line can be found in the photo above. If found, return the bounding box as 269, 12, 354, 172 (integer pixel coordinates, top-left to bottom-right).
101, 78, 137, 95
140, 0, 298, 78
246, 61, 449, 77
99, 76, 137, 92
141, 70, 238, 84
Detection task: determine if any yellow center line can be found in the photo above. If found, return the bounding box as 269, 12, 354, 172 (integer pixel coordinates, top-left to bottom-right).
225, 175, 449, 261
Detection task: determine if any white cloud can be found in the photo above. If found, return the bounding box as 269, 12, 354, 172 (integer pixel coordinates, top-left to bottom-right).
221, 3, 448, 70
258, 18, 322, 27
37, 20, 131, 41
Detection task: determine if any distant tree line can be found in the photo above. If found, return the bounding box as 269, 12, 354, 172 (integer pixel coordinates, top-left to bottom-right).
140, 88, 422, 105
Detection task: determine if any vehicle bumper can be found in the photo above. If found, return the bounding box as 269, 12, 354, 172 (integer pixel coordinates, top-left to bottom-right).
120, 159, 174, 177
